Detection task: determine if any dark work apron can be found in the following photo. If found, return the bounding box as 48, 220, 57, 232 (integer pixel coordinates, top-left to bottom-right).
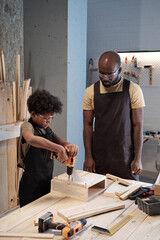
19, 118, 54, 207
93, 79, 136, 180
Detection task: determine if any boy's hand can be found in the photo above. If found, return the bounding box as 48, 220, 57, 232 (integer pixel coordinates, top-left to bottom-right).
56, 146, 68, 164
64, 143, 78, 157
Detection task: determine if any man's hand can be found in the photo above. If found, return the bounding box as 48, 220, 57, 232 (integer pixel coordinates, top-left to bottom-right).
83, 157, 96, 172
64, 143, 78, 157
131, 158, 143, 175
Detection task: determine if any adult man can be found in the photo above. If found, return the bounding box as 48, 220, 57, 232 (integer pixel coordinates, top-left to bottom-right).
83, 51, 145, 180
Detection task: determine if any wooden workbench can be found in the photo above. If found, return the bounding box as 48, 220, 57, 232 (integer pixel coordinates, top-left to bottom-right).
0, 181, 160, 240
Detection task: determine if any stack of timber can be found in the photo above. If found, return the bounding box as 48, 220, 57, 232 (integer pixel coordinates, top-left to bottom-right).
0, 50, 32, 214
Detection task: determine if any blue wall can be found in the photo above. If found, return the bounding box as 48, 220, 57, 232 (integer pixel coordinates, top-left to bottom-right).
67, 0, 87, 170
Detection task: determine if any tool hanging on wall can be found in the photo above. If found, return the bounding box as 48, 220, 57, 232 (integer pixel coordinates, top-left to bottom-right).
130, 71, 137, 79
134, 57, 137, 67
131, 55, 135, 62
144, 65, 153, 85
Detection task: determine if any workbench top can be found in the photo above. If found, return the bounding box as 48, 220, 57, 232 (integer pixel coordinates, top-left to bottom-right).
0, 182, 160, 240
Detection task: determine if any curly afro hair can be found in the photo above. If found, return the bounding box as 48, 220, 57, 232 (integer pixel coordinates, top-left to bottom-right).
27, 89, 63, 115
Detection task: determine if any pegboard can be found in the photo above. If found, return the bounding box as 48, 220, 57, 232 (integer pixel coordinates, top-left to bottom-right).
119, 52, 160, 87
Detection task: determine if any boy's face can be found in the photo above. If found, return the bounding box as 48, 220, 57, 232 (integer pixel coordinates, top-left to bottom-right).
31, 112, 56, 129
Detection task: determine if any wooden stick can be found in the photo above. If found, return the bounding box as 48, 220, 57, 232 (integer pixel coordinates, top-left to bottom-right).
106, 174, 133, 186
19, 78, 31, 121
155, 173, 160, 184
0, 232, 54, 239
16, 54, 20, 120
12, 81, 16, 122
0, 53, 2, 80
0, 50, 6, 82
119, 184, 142, 200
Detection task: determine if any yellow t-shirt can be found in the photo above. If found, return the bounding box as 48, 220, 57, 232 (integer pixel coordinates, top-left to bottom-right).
82, 78, 145, 110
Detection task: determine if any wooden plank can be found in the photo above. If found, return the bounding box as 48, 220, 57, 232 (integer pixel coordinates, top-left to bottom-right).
69, 201, 134, 240
55, 170, 106, 187
128, 215, 160, 240
16, 54, 20, 120
104, 204, 148, 240
0, 141, 8, 213
119, 184, 142, 200
57, 197, 125, 222
155, 173, 160, 184
12, 81, 16, 122
51, 178, 87, 201
5, 81, 15, 124
103, 181, 131, 198
19, 79, 31, 121
7, 138, 17, 209
26, 86, 32, 120
0, 193, 65, 232
106, 174, 134, 186
0, 82, 7, 124
0, 82, 8, 214
5, 82, 17, 209
154, 184, 160, 196
0, 122, 22, 141
0, 232, 54, 239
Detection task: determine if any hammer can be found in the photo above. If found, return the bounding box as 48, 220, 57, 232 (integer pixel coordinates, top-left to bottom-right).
144, 65, 152, 85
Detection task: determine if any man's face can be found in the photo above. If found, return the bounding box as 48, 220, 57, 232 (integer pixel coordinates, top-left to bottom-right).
98, 63, 121, 88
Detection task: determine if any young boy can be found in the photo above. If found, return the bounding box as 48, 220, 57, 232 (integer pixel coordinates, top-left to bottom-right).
18, 89, 78, 207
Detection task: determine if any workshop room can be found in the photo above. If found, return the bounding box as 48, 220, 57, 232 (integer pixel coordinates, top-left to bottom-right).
0, 0, 160, 239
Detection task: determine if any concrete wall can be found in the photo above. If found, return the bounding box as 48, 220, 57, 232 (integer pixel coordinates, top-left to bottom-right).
87, 0, 160, 174
0, 0, 24, 83
24, 0, 68, 175
24, 0, 87, 175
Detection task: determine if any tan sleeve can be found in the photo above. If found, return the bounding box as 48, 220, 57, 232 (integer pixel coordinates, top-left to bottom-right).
82, 84, 94, 110
21, 121, 34, 134
129, 82, 145, 109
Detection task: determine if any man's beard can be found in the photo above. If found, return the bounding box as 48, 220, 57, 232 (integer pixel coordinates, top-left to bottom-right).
101, 76, 120, 88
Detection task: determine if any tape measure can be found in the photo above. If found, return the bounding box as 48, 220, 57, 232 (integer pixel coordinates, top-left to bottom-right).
91, 215, 133, 236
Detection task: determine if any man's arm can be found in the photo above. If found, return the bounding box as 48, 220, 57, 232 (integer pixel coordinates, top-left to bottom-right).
131, 107, 144, 174
83, 110, 96, 172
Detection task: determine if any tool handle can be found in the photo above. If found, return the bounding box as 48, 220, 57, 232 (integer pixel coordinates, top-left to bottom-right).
66, 156, 76, 167
48, 222, 67, 230
149, 66, 152, 85
50, 152, 58, 160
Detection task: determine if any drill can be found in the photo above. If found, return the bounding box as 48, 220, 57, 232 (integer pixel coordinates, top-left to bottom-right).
50, 152, 76, 181
66, 156, 76, 181
38, 212, 87, 238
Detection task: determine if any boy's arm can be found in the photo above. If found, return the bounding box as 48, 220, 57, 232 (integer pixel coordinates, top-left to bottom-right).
53, 135, 78, 158
22, 129, 68, 164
